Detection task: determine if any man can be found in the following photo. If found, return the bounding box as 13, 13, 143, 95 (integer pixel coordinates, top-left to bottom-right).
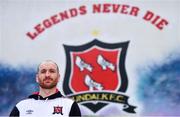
10, 60, 81, 116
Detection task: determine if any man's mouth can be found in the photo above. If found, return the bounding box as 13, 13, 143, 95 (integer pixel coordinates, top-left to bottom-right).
44, 78, 53, 82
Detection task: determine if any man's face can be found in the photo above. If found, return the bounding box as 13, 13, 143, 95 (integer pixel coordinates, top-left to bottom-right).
36, 61, 60, 89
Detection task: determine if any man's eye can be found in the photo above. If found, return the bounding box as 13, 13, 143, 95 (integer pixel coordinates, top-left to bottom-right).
40, 70, 46, 73
49, 69, 56, 73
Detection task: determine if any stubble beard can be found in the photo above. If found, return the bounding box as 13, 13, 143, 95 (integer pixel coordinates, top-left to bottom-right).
38, 77, 58, 89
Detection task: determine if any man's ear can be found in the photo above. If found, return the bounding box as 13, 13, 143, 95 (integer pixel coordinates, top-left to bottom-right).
36, 74, 39, 83
58, 73, 60, 82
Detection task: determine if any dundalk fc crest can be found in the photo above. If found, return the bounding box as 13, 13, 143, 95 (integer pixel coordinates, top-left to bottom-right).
63, 39, 136, 113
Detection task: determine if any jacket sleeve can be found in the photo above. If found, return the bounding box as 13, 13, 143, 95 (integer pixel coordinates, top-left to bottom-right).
69, 102, 81, 116
9, 106, 19, 117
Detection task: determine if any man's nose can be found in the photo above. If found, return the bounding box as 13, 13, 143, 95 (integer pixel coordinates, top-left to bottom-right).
45, 71, 50, 76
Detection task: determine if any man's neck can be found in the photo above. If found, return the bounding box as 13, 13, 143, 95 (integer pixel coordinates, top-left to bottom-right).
39, 87, 57, 98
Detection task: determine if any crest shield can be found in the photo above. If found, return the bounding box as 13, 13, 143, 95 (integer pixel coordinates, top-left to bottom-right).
63, 39, 135, 113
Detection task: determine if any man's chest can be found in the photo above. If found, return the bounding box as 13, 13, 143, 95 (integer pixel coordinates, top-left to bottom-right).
17, 98, 73, 116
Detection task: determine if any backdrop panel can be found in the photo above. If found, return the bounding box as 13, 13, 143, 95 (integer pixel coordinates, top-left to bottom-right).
0, 0, 180, 116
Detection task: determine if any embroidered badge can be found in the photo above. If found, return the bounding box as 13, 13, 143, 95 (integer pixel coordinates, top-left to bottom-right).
52, 106, 63, 115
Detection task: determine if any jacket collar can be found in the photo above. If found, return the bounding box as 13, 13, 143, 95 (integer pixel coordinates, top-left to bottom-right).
28, 89, 63, 100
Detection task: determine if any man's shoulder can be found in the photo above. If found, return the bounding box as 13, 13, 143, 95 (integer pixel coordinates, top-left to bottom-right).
57, 96, 76, 104
59, 96, 73, 100
16, 98, 34, 106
